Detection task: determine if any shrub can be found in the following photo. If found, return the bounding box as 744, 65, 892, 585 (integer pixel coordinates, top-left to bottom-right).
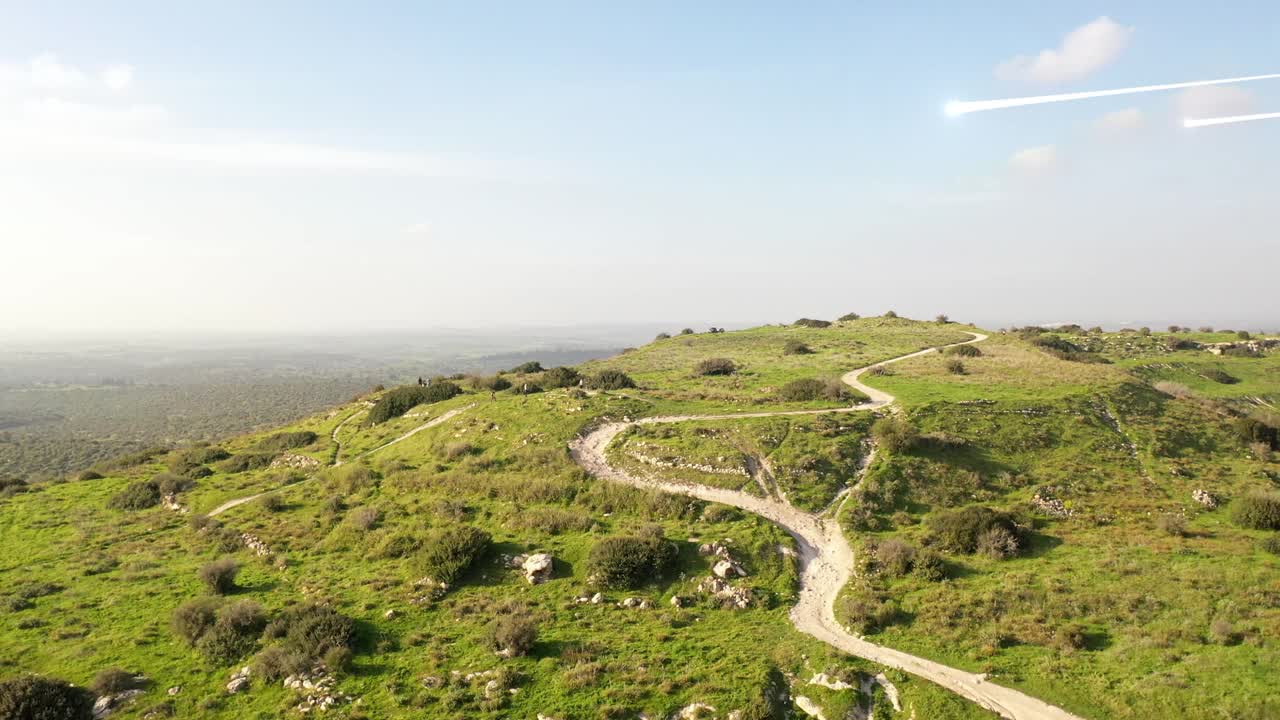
76, 469, 104, 481
415, 525, 491, 585
265, 603, 356, 662
975, 526, 1021, 559
253, 646, 309, 682
793, 318, 831, 328
936, 314, 949, 324
912, 548, 946, 581
586, 370, 635, 390
883, 310, 898, 318
928, 506, 1023, 555
1199, 368, 1238, 384
367, 382, 461, 424
90, 668, 137, 696
654, 333, 671, 341
198, 558, 239, 594
348, 506, 380, 530
153, 473, 194, 496
693, 358, 737, 376
542, 366, 581, 388
471, 374, 512, 392
1156, 514, 1188, 537
1237, 330, 1252, 340
0, 676, 93, 720
1233, 415, 1279, 450
196, 620, 257, 664
216, 453, 275, 473
778, 378, 849, 402
443, 442, 475, 460
680, 328, 695, 335
1261, 536, 1280, 555
171, 597, 221, 645
1209, 618, 1237, 645
871, 417, 918, 453
585, 527, 677, 589
375, 532, 421, 559
874, 539, 916, 577
947, 344, 982, 357
107, 480, 161, 511
843, 592, 898, 634
256, 494, 284, 513
944, 359, 966, 375
0, 477, 29, 497
508, 361, 544, 374
255, 431, 317, 452
487, 614, 538, 657
218, 600, 266, 636
0, 597, 33, 613
782, 340, 813, 355
1231, 492, 1280, 530
1054, 622, 1087, 651
176, 446, 231, 466
837, 312, 860, 321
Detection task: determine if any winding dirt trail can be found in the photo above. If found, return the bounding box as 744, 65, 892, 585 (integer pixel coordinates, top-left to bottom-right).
207, 405, 472, 517
570, 333, 1085, 720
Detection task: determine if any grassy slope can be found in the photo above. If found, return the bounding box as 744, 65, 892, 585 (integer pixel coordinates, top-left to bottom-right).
0, 322, 989, 720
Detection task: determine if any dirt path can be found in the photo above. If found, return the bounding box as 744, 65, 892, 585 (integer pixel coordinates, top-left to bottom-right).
207, 405, 472, 518
570, 333, 1086, 720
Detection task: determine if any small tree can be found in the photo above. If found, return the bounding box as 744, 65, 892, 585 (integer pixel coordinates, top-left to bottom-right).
936, 314, 949, 324
198, 558, 239, 595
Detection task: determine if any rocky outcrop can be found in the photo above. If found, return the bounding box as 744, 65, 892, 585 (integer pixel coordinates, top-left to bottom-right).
617, 596, 653, 609
1031, 487, 1071, 518
697, 576, 753, 609
673, 703, 717, 720
1192, 489, 1219, 508
241, 533, 272, 557
226, 666, 251, 694
516, 553, 554, 584
284, 668, 352, 713
92, 689, 144, 719
712, 558, 747, 579
270, 453, 321, 470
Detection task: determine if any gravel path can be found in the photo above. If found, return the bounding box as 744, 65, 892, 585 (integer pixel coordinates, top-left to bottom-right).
570, 333, 1087, 720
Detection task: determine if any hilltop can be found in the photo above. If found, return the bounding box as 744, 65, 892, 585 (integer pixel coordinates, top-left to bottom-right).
1, 315, 1277, 720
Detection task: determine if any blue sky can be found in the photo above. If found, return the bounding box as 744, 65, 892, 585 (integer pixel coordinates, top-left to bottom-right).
3, 3, 1278, 332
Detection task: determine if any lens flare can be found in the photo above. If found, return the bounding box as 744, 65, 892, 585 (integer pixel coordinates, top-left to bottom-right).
944, 73, 1280, 116
1184, 111, 1280, 128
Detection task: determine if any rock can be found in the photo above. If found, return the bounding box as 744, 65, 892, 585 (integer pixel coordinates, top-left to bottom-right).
712, 559, 746, 579
674, 703, 717, 720
226, 677, 249, 694
670, 595, 687, 608
270, 453, 320, 470
808, 672, 854, 691
521, 553, 554, 584
167, 686, 181, 696
618, 596, 650, 609
1192, 489, 1219, 508
383, 609, 398, 619
794, 696, 828, 720
590, 592, 604, 604
484, 679, 500, 699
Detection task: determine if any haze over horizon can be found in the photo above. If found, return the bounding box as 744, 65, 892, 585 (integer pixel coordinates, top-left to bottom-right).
4, 4, 1278, 335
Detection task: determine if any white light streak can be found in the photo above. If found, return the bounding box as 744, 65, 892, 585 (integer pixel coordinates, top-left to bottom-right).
945, 73, 1280, 116
1184, 111, 1280, 128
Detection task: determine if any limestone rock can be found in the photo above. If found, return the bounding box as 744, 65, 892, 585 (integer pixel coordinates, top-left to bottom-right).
521, 553, 554, 584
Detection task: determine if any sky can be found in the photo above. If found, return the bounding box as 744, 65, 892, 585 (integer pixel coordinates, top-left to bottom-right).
2, 2, 1278, 334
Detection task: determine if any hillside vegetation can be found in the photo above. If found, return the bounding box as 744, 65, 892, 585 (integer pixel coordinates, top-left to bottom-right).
1, 318, 1277, 720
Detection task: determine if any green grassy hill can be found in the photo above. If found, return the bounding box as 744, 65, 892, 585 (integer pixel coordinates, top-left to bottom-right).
1, 318, 1277, 720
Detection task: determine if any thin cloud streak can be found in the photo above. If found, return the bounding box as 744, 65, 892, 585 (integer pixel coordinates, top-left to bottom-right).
1185, 111, 1280, 128
945, 73, 1280, 116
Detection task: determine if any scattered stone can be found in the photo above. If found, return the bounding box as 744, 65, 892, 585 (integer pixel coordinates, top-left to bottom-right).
617, 597, 653, 609
696, 576, 753, 609
674, 703, 717, 720
226, 666, 251, 694
1192, 489, 1219, 509
161, 493, 188, 514
590, 592, 604, 604
240, 533, 272, 558
670, 595, 688, 608
794, 696, 828, 720
808, 672, 855, 691
92, 689, 144, 719
521, 553, 554, 584
270, 453, 321, 470
166, 686, 180, 696
383, 609, 398, 620
1031, 487, 1072, 518
712, 558, 746, 579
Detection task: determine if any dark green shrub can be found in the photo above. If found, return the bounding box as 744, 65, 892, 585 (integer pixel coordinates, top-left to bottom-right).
171, 597, 221, 645
471, 375, 512, 392
778, 378, 848, 402
837, 312, 860, 321
947, 344, 982, 357
975, 526, 1021, 559
367, 383, 461, 425
874, 539, 916, 577
175, 446, 230, 466
198, 558, 239, 594
843, 592, 898, 634
912, 548, 946, 581
928, 506, 1024, 555
936, 314, 950, 324
1231, 492, 1280, 530
0, 676, 93, 720
168, 456, 212, 479
265, 604, 356, 662
90, 668, 137, 695
76, 470, 104, 481
216, 453, 276, 473
693, 358, 737, 376
585, 527, 677, 589
883, 310, 898, 318
487, 614, 538, 657
0, 477, 29, 497
541, 367, 581, 388
1156, 514, 1188, 537
255, 431, 317, 452
1237, 330, 1252, 340
793, 318, 831, 328
871, 417, 918, 452
154, 472, 194, 496
375, 532, 421, 558
782, 340, 813, 355
1261, 536, 1280, 555
196, 621, 256, 664
587, 370, 635, 390
508, 361, 544, 374
256, 494, 284, 512
680, 328, 695, 335
1233, 416, 1279, 450
415, 525, 491, 585
107, 480, 161, 510
0, 596, 33, 613
1200, 368, 1239, 384
252, 646, 310, 682
944, 359, 966, 375
654, 333, 671, 341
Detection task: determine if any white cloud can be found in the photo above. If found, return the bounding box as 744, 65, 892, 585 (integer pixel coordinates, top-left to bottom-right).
1009, 145, 1057, 173
29, 53, 89, 89
1095, 107, 1144, 134
1175, 85, 1256, 119
997, 17, 1133, 84
406, 222, 432, 235
102, 64, 134, 91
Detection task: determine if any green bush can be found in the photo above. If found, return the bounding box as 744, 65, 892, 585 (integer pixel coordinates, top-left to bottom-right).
883, 310, 898, 318
778, 378, 848, 402
0, 676, 93, 720
415, 525, 491, 585
367, 382, 461, 425
1261, 536, 1280, 555
693, 358, 737, 376
154, 472, 194, 496
107, 480, 161, 511
793, 318, 831, 328
255, 431, 317, 452
928, 506, 1024, 555
257, 494, 284, 512
216, 453, 276, 473
90, 668, 137, 695
471, 375, 511, 392
1233, 416, 1279, 450
198, 558, 239, 594
196, 620, 257, 665
264, 603, 356, 662
171, 597, 221, 645
175, 446, 231, 466
375, 532, 421, 558
874, 538, 916, 577
1231, 492, 1280, 530
587, 370, 635, 390
1200, 368, 1239, 384
838, 312, 861, 321
508, 361, 544, 374
585, 526, 677, 589
654, 333, 671, 341
871, 417, 918, 452
487, 614, 538, 657
912, 548, 946, 581
782, 340, 813, 355
75, 470, 104, 481
944, 359, 966, 375
947, 344, 982, 357
541, 367, 581, 388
